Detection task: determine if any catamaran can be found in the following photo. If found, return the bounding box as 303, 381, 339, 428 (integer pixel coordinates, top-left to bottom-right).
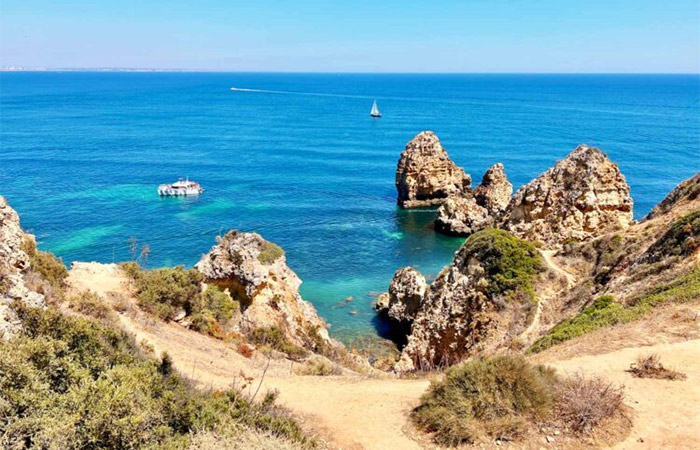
158, 177, 204, 196
370, 100, 381, 118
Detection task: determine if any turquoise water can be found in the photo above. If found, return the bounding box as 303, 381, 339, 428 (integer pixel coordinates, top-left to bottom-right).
1, 73, 699, 341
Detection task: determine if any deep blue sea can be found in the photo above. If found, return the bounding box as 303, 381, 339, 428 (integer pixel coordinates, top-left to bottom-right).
1, 73, 699, 341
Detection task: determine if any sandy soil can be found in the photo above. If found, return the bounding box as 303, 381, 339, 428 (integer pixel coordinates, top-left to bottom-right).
67, 262, 700, 450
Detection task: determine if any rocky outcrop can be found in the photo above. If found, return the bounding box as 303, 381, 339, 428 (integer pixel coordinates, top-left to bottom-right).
390, 229, 543, 372
474, 163, 513, 215
374, 267, 427, 325
396, 131, 471, 208
1, 197, 45, 338
644, 173, 700, 220
434, 196, 492, 236
502, 145, 633, 247
434, 164, 512, 236
196, 230, 333, 348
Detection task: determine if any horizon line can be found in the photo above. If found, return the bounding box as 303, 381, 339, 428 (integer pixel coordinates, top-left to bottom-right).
2, 67, 699, 76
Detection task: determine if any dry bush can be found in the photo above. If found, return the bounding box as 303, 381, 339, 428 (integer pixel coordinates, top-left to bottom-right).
238, 343, 255, 358
295, 357, 342, 376
68, 290, 116, 322
627, 354, 687, 381
107, 291, 133, 313
556, 373, 625, 433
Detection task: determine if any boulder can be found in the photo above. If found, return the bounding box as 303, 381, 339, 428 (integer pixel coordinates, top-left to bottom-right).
502, 145, 633, 247
396, 131, 471, 208
196, 230, 333, 348
0, 197, 46, 338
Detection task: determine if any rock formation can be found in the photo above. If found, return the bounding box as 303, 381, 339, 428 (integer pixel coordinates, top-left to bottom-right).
196, 230, 333, 348
374, 267, 427, 325
396, 131, 471, 208
0, 197, 45, 338
502, 145, 633, 247
388, 229, 543, 372
474, 163, 513, 215
434, 163, 512, 236
434, 196, 492, 236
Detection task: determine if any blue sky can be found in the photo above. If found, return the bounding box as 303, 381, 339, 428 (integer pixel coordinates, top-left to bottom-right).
1, 0, 699, 72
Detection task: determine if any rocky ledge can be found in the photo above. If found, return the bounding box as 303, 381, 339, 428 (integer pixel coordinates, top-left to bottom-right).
0, 197, 46, 338
196, 230, 334, 348
396, 131, 471, 208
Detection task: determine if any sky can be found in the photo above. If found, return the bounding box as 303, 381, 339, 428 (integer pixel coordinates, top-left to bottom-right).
1, 0, 699, 73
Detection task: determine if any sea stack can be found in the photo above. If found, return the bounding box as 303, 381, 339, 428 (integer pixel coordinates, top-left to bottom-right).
502, 145, 633, 246
395, 131, 471, 208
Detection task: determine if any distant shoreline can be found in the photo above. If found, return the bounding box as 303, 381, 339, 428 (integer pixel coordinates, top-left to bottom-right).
2, 68, 699, 75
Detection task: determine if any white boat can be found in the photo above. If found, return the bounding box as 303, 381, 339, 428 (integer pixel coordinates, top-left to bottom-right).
158, 177, 204, 196
370, 100, 381, 118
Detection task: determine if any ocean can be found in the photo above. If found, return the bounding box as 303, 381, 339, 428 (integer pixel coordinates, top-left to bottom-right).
1, 72, 698, 342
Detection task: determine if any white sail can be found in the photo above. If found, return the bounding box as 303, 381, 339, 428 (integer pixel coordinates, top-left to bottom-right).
370, 100, 381, 117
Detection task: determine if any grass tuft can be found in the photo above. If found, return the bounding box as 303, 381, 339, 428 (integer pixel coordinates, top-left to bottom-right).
258, 241, 285, 265
627, 354, 687, 381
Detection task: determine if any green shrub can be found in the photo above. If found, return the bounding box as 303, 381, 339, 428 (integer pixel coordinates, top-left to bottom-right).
248, 327, 307, 360
129, 266, 202, 320
21, 237, 68, 292
0, 305, 313, 449
258, 241, 284, 265
411, 355, 557, 445
460, 229, 543, 301
531, 265, 700, 353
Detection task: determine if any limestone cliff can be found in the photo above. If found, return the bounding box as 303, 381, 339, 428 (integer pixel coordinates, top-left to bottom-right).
395, 131, 471, 208
503, 145, 633, 247
0, 197, 45, 338
196, 230, 333, 348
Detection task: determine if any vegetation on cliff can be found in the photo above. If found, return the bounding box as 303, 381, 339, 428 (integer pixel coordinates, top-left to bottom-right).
530, 264, 700, 353
461, 229, 542, 301
21, 237, 68, 296
0, 304, 312, 449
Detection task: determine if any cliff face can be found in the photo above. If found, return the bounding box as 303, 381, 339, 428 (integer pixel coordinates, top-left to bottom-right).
396, 131, 471, 208
0, 197, 45, 338
196, 230, 333, 348
503, 145, 633, 247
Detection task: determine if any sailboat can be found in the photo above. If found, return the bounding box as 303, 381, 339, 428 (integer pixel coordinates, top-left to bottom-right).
370, 100, 381, 118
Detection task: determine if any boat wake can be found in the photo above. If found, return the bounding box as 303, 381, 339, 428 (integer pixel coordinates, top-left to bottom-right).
230, 87, 372, 100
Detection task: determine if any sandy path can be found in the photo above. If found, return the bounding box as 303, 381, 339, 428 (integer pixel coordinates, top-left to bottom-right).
544, 339, 700, 450
541, 250, 576, 288
67, 263, 429, 450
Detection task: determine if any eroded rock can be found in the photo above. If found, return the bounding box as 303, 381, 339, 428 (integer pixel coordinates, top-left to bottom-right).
502, 145, 633, 247
474, 163, 513, 215
0, 196, 46, 338
396, 131, 471, 208
374, 267, 427, 324
196, 230, 332, 348
435, 196, 492, 236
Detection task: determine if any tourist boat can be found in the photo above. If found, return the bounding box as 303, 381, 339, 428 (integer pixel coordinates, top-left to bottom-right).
158, 177, 204, 196
370, 100, 381, 118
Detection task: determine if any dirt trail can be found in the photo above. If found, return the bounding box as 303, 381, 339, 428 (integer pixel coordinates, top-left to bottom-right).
68, 262, 699, 450
541, 249, 576, 288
